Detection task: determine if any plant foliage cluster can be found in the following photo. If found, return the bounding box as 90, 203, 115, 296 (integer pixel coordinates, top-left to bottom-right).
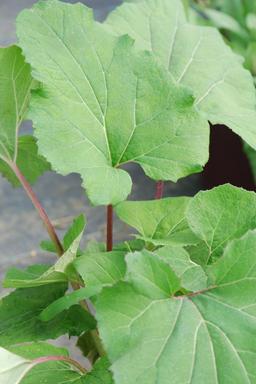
1, 0, 256, 383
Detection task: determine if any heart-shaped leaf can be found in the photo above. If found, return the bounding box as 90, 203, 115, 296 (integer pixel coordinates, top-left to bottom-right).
106, 0, 256, 148
17, 0, 209, 205
96, 230, 256, 383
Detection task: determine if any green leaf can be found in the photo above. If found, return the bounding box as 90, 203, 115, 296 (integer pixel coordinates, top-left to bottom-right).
125, 251, 181, 298
2, 343, 87, 384
74, 251, 126, 290
84, 357, 113, 384
0, 136, 50, 187
106, 0, 256, 149
0, 46, 49, 184
0, 277, 90, 347
115, 197, 198, 246
40, 286, 100, 321
186, 184, 256, 262
96, 236, 256, 384
156, 245, 207, 291
17, 0, 209, 205
63, 214, 86, 251
4, 217, 85, 288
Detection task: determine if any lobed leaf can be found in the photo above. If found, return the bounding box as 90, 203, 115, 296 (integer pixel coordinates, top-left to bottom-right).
17, 0, 209, 205
96, 231, 256, 383
106, 0, 256, 149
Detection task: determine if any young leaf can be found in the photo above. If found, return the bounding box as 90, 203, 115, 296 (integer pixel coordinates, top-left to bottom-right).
0, 46, 49, 185
96, 236, 256, 384
40, 286, 100, 322
156, 245, 207, 291
115, 197, 198, 246
63, 214, 86, 251
2, 343, 87, 384
106, 0, 256, 149
186, 184, 256, 261
0, 277, 92, 347
4, 216, 85, 288
74, 251, 126, 290
17, 0, 209, 205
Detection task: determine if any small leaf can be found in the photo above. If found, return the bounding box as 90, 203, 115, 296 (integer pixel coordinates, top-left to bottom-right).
63, 214, 86, 251
40, 286, 100, 321
106, 0, 256, 149
74, 251, 126, 290
156, 245, 207, 291
4, 217, 85, 288
115, 197, 198, 246
17, 0, 209, 205
96, 233, 256, 383
125, 251, 180, 298
186, 184, 256, 261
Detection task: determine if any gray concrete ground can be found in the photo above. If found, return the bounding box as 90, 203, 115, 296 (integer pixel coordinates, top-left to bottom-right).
0, 0, 201, 363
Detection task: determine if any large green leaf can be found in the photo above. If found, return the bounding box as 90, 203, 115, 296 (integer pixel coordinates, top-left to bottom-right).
115, 197, 198, 246
0, 273, 92, 347
0, 46, 49, 185
186, 184, 256, 262
96, 231, 256, 383
1, 343, 87, 384
17, 0, 209, 205
106, 0, 256, 149
4, 216, 85, 288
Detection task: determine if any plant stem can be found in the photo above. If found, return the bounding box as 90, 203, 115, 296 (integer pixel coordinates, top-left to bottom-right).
106, 204, 113, 251
9, 161, 64, 256
155, 180, 164, 199
8, 161, 105, 357
33, 355, 87, 374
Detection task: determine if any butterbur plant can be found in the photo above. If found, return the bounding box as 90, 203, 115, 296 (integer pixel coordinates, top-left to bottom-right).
2, 0, 256, 382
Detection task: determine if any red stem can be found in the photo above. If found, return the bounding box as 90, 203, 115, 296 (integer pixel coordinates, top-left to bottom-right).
8, 161, 64, 256
106, 204, 113, 251
155, 180, 164, 199
33, 355, 87, 374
